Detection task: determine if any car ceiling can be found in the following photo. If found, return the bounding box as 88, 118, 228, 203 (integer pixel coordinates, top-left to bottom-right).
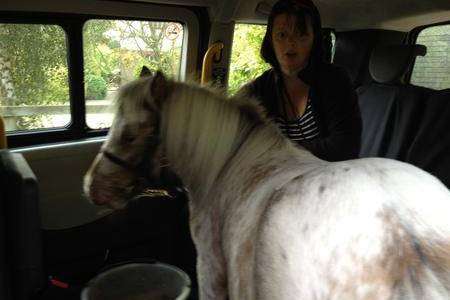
129, 0, 450, 31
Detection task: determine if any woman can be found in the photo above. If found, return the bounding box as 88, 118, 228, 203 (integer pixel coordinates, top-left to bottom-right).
238, 0, 362, 161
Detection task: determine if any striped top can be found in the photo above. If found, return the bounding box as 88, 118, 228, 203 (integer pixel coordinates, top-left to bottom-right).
275, 98, 320, 142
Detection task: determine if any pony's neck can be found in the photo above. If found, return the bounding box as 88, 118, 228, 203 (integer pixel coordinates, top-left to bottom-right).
160, 83, 283, 202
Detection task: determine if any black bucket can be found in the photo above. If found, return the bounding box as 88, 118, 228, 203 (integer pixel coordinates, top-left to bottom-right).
81, 262, 191, 300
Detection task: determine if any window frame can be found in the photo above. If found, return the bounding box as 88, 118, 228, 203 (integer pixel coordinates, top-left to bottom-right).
0, 2, 199, 148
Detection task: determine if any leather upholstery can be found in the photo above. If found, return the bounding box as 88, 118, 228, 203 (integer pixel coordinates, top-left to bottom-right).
369, 44, 426, 84
0, 150, 46, 300
406, 89, 450, 187
358, 44, 449, 188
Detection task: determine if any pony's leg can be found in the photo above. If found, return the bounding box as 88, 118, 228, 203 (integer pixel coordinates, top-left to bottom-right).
190, 209, 228, 300
196, 252, 228, 300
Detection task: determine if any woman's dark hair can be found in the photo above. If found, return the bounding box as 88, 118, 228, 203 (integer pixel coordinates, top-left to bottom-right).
261, 0, 324, 83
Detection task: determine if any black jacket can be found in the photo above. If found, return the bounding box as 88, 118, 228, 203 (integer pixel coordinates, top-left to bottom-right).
239, 64, 362, 161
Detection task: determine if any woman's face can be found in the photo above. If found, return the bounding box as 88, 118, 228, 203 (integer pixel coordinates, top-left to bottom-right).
271, 13, 314, 77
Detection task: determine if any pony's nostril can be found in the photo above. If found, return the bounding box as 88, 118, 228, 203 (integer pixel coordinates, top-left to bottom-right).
91, 189, 112, 205
87, 181, 112, 205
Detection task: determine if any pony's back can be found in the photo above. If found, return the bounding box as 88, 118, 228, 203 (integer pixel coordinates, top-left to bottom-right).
253, 157, 450, 300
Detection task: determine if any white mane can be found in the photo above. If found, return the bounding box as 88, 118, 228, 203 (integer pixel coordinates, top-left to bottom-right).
160, 81, 293, 201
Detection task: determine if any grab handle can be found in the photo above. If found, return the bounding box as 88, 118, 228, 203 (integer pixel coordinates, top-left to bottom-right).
201, 42, 224, 85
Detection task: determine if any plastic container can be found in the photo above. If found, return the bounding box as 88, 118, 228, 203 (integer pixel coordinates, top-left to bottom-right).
81, 262, 191, 300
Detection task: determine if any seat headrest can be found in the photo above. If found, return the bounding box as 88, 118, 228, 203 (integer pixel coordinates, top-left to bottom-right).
369, 44, 426, 84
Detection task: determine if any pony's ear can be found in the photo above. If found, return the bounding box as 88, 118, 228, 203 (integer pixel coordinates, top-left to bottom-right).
140, 66, 153, 78
151, 70, 169, 107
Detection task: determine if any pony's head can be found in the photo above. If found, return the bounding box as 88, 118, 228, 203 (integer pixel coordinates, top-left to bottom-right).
84, 67, 171, 209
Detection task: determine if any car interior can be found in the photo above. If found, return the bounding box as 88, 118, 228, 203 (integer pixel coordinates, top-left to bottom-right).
0, 0, 449, 299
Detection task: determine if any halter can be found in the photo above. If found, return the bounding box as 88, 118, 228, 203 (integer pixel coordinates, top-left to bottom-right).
102, 150, 140, 174
100, 136, 178, 198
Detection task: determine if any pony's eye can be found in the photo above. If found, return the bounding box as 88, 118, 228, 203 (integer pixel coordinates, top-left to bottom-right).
121, 133, 136, 145
143, 101, 152, 111
276, 31, 286, 39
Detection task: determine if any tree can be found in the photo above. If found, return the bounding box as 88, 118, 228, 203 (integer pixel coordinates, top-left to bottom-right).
84, 20, 120, 99
109, 21, 182, 80
0, 23, 68, 106
228, 24, 270, 95
83, 20, 183, 99
0, 20, 184, 130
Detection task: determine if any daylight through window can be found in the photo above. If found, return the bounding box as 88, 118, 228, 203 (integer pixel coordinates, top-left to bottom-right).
83, 19, 184, 129
0, 23, 69, 132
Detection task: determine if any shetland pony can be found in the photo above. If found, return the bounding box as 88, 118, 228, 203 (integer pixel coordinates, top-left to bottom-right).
84, 68, 450, 300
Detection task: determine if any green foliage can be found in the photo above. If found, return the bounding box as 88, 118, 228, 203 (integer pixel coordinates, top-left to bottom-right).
0, 20, 184, 130
83, 20, 121, 96
15, 116, 46, 131
83, 20, 183, 97
0, 24, 69, 106
228, 24, 270, 95
85, 74, 107, 99
0, 20, 183, 105
45, 66, 69, 103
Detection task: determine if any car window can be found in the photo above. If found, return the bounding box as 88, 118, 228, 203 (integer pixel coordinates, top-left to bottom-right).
228, 23, 270, 95
83, 19, 184, 129
410, 24, 450, 90
0, 23, 69, 132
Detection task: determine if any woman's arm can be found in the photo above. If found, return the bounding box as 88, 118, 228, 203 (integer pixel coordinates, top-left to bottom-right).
299, 67, 362, 161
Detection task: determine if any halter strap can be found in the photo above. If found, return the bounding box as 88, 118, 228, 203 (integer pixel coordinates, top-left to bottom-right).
100, 142, 179, 199
101, 150, 139, 173
100, 135, 161, 175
